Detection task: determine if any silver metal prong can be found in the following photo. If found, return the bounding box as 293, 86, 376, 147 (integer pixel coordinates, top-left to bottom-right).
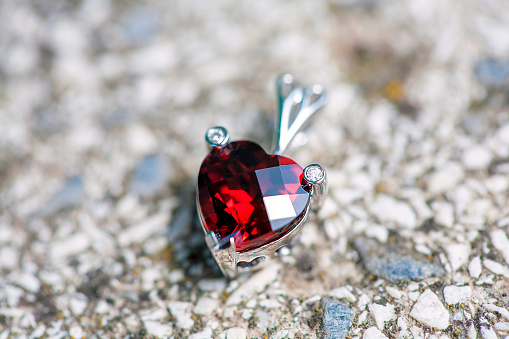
303, 164, 327, 210
205, 230, 219, 248
205, 126, 229, 150
273, 74, 327, 155
207, 234, 238, 278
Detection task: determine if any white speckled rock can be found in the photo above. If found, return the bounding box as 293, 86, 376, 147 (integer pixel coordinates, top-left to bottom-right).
69, 293, 88, 316
226, 263, 279, 305
68, 325, 85, 339
480, 325, 498, 339
259, 299, 282, 309
443, 285, 472, 304
368, 303, 396, 330
226, 327, 247, 339
193, 296, 219, 315
189, 327, 213, 339
432, 201, 454, 228
410, 289, 449, 330
363, 326, 388, 339
483, 259, 509, 278
0, 247, 18, 270
118, 213, 170, 247
197, 279, 227, 292
328, 287, 357, 302
370, 195, 416, 229
462, 146, 492, 169
428, 163, 464, 195
50, 233, 90, 260
497, 123, 509, 144
445, 243, 471, 271
11, 273, 40, 293
483, 303, 509, 320
143, 321, 173, 338
385, 286, 402, 300
489, 229, 509, 266
168, 301, 194, 329
468, 256, 483, 278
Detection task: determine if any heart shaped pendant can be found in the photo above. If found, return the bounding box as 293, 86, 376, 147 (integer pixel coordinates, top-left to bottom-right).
197, 74, 327, 277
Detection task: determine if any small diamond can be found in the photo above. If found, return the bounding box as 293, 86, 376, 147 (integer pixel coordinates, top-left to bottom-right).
206, 127, 227, 145
304, 165, 324, 183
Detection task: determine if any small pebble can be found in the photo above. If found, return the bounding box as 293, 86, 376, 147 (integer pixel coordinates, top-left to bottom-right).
321, 298, 355, 339
444, 243, 471, 271
443, 285, 472, 304
226, 327, 247, 339
130, 154, 170, 198
193, 296, 219, 315
489, 229, 509, 266
355, 238, 445, 282
409, 289, 450, 330
462, 146, 492, 170
143, 321, 173, 338
363, 326, 388, 339
468, 256, 483, 278
168, 301, 194, 329
368, 303, 396, 330
483, 259, 509, 278
475, 58, 509, 87
226, 263, 279, 305
370, 195, 416, 229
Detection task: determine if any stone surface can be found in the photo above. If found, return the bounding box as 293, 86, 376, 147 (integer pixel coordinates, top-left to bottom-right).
193, 296, 219, 315
368, 303, 396, 330
355, 238, 445, 282
443, 285, 472, 304
363, 327, 388, 339
226, 263, 279, 305
226, 327, 247, 339
1, 0, 508, 337
410, 290, 450, 330
168, 301, 194, 329
321, 298, 355, 339
130, 154, 170, 198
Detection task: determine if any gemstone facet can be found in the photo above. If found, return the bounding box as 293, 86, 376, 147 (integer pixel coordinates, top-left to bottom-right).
197, 141, 310, 252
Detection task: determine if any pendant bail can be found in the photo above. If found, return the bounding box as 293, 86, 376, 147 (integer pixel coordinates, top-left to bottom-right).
272, 74, 327, 155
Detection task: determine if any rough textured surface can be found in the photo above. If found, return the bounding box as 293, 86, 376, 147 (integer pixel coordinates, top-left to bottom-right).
1, 0, 509, 338
321, 298, 355, 339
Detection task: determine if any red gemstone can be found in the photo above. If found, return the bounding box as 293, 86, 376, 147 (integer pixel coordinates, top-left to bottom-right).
197, 141, 310, 252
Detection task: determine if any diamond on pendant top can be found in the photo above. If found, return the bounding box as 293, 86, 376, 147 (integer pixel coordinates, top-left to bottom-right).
304, 164, 325, 183
206, 126, 229, 146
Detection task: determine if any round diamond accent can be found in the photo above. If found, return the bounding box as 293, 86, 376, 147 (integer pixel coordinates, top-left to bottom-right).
304, 165, 324, 183
206, 127, 228, 145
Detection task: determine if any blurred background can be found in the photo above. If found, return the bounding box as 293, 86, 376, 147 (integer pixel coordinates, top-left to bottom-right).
1, 0, 509, 338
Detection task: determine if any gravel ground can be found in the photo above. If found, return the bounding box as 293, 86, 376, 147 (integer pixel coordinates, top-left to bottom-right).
1, 0, 509, 338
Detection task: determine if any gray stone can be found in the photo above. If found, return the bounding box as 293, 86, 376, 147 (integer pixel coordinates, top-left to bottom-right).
475, 58, 509, 87
35, 176, 84, 217
123, 9, 160, 44
130, 154, 170, 198
354, 238, 445, 282
321, 298, 355, 339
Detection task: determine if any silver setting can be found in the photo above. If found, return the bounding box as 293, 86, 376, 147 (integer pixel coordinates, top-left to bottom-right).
205, 126, 229, 149
273, 74, 327, 155
303, 164, 327, 210
199, 75, 328, 278
202, 203, 311, 278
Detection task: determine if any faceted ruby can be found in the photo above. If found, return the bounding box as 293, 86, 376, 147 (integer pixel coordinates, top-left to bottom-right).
197, 141, 311, 252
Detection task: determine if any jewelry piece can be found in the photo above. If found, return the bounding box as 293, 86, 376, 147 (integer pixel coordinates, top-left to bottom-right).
197, 74, 327, 278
